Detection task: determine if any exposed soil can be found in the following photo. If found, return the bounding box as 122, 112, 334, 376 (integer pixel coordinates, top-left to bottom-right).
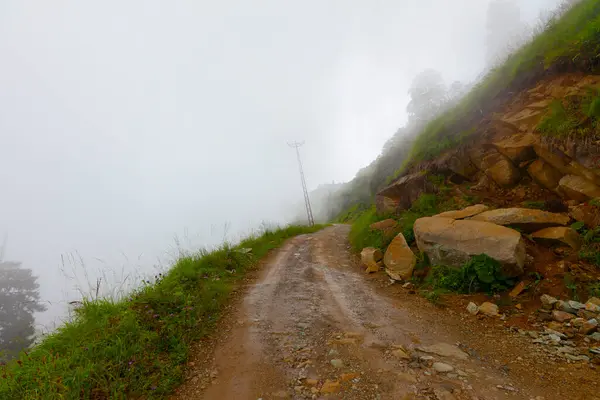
171, 225, 600, 400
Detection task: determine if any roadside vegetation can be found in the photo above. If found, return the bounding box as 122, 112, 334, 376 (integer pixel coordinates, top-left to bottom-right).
0, 224, 324, 400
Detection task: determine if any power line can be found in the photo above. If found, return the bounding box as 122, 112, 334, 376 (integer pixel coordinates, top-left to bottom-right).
288, 141, 314, 226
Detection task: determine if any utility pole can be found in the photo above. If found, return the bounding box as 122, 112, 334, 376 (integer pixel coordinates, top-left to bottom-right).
288, 141, 314, 226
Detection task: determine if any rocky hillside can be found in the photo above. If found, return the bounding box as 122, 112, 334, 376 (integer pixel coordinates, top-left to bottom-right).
345, 0, 600, 366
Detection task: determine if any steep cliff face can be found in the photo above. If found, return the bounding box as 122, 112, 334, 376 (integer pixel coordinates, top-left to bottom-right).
376, 73, 600, 215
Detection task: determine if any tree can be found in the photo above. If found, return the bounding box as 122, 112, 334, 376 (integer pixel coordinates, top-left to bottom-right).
406, 69, 448, 125
0, 261, 46, 360
485, 0, 528, 67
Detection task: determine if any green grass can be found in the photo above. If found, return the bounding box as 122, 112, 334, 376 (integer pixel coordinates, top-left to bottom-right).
536, 89, 600, 138
0, 224, 324, 400
423, 254, 516, 295
348, 206, 395, 252
404, 0, 600, 166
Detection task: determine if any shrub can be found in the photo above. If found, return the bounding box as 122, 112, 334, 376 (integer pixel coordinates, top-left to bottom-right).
424, 254, 515, 294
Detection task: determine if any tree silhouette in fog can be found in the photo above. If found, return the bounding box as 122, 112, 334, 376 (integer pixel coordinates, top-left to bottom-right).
0, 261, 46, 360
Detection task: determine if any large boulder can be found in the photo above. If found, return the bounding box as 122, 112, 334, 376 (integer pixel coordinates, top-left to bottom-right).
527, 159, 564, 192
433, 204, 489, 220
413, 217, 525, 277
569, 204, 600, 228
558, 175, 600, 201
469, 208, 569, 232
531, 227, 582, 250
383, 233, 416, 281
376, 171, 437, 214
481, 152, 521, 187
492, 133, 538, 163
535, 144, 600, 186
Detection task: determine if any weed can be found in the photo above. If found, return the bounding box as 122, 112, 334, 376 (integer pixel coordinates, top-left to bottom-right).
0, 224, 324, 400
424, 254, 515, 294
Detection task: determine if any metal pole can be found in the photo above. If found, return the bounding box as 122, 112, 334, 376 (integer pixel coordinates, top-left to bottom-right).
288, 141, 314, 226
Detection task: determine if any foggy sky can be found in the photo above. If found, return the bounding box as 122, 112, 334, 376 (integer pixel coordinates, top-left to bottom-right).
0, 0, 562, 329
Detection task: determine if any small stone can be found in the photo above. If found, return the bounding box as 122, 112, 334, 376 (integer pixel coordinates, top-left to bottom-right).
420, 355, 434, 362
467, 302, 479, 315
556, 346, 577, 354
568, 300, 586, 310
328, 349, 339, 356
479, 302, 499, 316
589, 347, 600, 354
515, 303, 523, 310
528, 331, 539, 338
509, 281, 526, 298
330, 359, 344, 369
391, 348, 411, 359
340, 372, 359, 382
555, 300, 578, 314
587, 297, 600, 306
402, 282, 414, 289
571, 317, 585, 328
305, 379, 318, 386
432, 362, 454, 373
397, 372, 418, 383
581, 319, 598, 335
320, 380, 341, 394
588, 332, 600, 341
548, 334, 562, 343
417, 343, 469, 360
552, 310, 575, 322
565, 354, 590, 362
585, 301, 600, 313
541, 294, 558, 308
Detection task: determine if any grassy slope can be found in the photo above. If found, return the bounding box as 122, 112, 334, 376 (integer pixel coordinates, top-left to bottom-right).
400, 0, 600, 174
0, 225, 324, 400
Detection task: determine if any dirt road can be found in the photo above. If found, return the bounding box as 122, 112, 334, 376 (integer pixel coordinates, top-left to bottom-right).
173, 225, 598, 400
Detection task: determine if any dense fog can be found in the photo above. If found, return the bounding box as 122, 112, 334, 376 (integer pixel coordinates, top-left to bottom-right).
0, 0, 564, 342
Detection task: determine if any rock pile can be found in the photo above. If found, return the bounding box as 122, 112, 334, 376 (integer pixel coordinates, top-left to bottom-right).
362, 203, 584, 282
516, 295, 600, 363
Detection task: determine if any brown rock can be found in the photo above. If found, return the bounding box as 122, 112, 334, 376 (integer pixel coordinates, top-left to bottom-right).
340, 373, 359, 382
376, 171, 437, 214
305, 379, 319, 386
535, 144, 600, 186
413, 217, 525, 277
361, 247, 383, 267
502, 108, 544, 131
547, 321, 564, 331
479, 302, 500, 316
470, 207, 569, 232
581, 320, 598, 335
587, 297, 600, 306
370, 219, 397, 231
320, 380, 341, 394
383, 233, 416, 281
433, 204, 489, 220
469, 145, 497, 170
569, 204, 600, 228
531, 227, 582, 250
493, 133, 538, 163
558, 175, 600, 201
365, 261, 382, 274
481, 152, 521, 187
509, 281, 527, 298
552, 310, 575, 322
527, 159, 563, 191
578, 309, 598, 320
